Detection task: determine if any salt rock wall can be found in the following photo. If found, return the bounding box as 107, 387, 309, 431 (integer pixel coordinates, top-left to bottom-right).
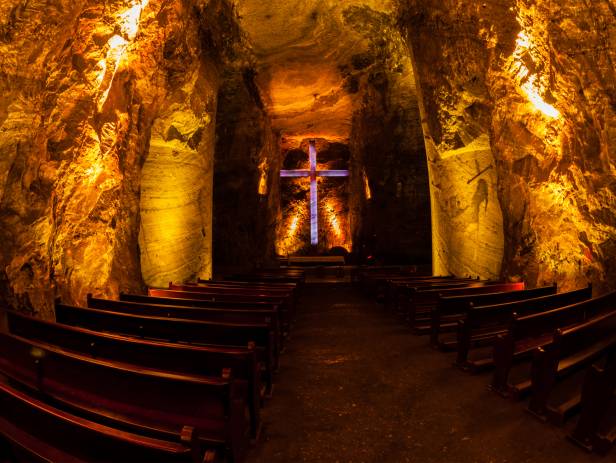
346, 5, 432, 265
213, 68, 280, 273
0, 0, 240, 316
401, 0, 616, 290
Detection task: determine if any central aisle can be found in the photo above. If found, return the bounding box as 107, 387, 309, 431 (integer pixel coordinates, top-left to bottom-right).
246, 285, 595, 463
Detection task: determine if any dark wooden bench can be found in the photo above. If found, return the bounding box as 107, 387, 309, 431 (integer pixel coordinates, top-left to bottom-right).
168, 284, 294, 303
455, 286, 593, 371
124, 292, 291, 333
376, 275, 457, 303
491, 291, 616, 398
87, 295, 282, 355
7, 310, 263, 439
430, 284, 557, 349
386, 277, 473, 312
395, 280, 483, 318
0, 380, 214, 463
166, 285, 296, 322
408, 282, 525, 333
0, 333, 249, 462
569, 361, 616, 454
527, 309, 616, 423
224, 273, 304, 286
55, 304, 276, 396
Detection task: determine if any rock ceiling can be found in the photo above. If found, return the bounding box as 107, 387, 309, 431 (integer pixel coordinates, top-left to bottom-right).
235, 0, 397, 147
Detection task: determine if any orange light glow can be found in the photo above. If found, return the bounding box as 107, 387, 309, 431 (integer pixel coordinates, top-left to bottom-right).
288, 215, 300, 236
96, 0, 149, 111
363, 170, 372, 200
258, 160, 268, 195
509, 28, 560, 119
325, 201, 343, 239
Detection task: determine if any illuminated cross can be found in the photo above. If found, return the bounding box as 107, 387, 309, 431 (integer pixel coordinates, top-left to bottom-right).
280, 140, 349, 245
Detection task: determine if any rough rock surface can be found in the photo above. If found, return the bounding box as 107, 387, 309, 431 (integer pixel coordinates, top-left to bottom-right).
401, 0, 616, 290
0, 0, 242, 315
213, 66, 280, 272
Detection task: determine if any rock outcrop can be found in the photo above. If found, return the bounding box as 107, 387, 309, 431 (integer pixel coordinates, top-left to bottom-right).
0, 0, 243, 315
401, 0, 616, 290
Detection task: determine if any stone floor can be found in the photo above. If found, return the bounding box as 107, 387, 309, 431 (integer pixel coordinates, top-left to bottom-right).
245, 284, 604, 463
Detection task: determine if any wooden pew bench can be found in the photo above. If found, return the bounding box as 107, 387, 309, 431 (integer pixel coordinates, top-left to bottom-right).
430, 285, 557, 349
0, 380, 212, 463
195, 280, 299, 306
527, 309, 616, 423
385, 277, 470, 312
178, 282, 295, 301
87, 295, 283, 355
125, 292, 291, 335
408, 282, 525, 333
55, 304, 277, 396
395, 280, 483, 320
490, 291, 616, 398
455, 286, 593, 371
569, 361, 616, 455
7, 310, 263, 439
166, 284, 296, 322
0, 333, 249, 462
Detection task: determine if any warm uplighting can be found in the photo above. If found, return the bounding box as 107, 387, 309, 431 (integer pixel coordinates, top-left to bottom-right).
510, 29, 560, 119
288, 215, 300, 236
325, 200, 343, 239
276, 212, 305, 256
96, 0, 149, 111
363, 170, 372, 200
258, 161, 268, 195
118, 1, 150, 40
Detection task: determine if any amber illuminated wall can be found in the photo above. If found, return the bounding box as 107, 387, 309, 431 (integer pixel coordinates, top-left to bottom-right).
401, 0, 616, 291
0, 0, 243, 316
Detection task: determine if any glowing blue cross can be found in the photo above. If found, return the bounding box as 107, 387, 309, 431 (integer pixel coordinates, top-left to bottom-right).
280, 140, 349, 245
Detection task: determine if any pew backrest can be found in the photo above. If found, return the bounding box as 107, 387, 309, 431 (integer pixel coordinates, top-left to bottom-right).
0, 333, 249, 460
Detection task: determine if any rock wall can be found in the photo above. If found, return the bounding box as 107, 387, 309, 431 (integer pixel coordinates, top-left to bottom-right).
401, 0, 616, 290
346, 5, 432, 265
213, 67, 280, 272
0, 0, 242, 316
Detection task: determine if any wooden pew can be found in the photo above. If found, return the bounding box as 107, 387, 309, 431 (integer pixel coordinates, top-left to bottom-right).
430, 285, 557, 349
395, 280, 482, 318
224, 272, 304, 286
123, 292, 291, 333
386, 277, 473, 312
166, 284, 296, 321
491, 291, 616, 398
55, 304, 276, 396
569, 361, 616, 454
169, 283, 293, 300
527, 309, 616, 423
456, 286, 593, 371
408, 282, 525, 333
0, 333, 249, 462
87, 295, 282, 355
195, 279, 299, 305
0, 380, 213, 463
7, 310, 263, 439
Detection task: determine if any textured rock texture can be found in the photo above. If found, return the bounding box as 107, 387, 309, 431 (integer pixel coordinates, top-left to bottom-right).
0, 0, 242, 315
235, 0, 399, 147
213, 66, 280, 272
237, 0, 432, 262
346, 6, 432, 264
401, 0, 616, 289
